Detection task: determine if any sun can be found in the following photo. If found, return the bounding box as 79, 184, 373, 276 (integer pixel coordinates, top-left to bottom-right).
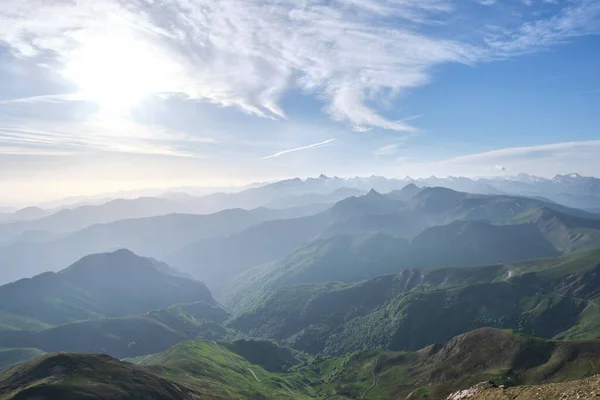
64, 34, 174, 113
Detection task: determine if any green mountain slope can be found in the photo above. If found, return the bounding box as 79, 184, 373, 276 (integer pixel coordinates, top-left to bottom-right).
4, 328, 600, 400
166, 188, 599, 299
0, 353, 205, 400
0, 249, 216, 328
228, 250, 600, 355
0, 251, 230, 365
225, 220, 561, 308
311, 328, 600, 399
530, 207, 600, 253
140, 340, 314, 399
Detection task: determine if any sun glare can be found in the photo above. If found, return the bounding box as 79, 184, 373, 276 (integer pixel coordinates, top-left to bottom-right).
64, 34, 175, 113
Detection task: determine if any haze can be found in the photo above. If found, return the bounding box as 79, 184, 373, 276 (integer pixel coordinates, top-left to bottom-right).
1, 0, 600, 205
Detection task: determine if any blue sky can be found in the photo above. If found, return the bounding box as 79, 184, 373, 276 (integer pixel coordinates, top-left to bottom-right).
0, 0, 599, 204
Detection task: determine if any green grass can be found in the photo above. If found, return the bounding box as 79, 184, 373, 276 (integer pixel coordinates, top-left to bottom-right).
4, 330, 600, 400
0, 353, 204, 400
142, 340, 316, 399
228, 248, 600, 356
308, 328, 600, 399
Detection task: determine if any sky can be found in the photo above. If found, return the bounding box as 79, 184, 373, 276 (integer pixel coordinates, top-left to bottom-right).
0, 0, 599, 204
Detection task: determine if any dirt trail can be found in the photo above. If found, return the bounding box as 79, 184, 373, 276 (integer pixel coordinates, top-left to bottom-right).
360, 357, 380, 399
211, 341, 239, 365
136, 354, 154, 365
278, 382, 297, 395
211, 341, 266, 384
247, 368, 261, 382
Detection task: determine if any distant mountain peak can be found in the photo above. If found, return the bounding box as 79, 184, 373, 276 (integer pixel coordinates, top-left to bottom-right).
366, 188, 381, 196
397, 183, 422, 199
554, 172, 583, 181
401, 183, 420, 191
110, 248, 136, 256
60, 248, 154, 277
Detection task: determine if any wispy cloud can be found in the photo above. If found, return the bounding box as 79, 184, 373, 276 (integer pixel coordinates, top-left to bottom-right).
0, 147, 75, 156
482, 0, 600, 56
0, 93, 84, 105
393, 140, 600, 177
1, 0, 598, 134
373, 143, 402, 156
477, 0, 497, 6
261, 139, 336, 160
0, 117, 215, 158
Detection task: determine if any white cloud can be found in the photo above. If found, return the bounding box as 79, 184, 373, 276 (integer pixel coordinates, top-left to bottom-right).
483, 0, 600, 56
373, 143, 401, 156
0, 0, 474, 132
0, 0, 598, 134
261, 139, 336, 159
393, 140, 600, 178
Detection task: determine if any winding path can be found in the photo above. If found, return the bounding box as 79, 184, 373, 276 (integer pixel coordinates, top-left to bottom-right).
136, 354, 154, 365
210, 341, 264, 384
278, 382, 297, 395
360, 357, 380, 399
247, 368, 261, 382
211, 341, 239, 365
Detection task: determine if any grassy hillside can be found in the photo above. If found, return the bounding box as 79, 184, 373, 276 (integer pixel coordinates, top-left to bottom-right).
228, 250, 600, 355
4, 329, 600, 400
0, 353, 205, 400
141, 340, 314, 399
310, 328, 600, 399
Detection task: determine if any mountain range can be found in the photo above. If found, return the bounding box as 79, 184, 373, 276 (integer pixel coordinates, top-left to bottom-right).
171, 185, 600, 299
0, 204, 327, 285
2, 173, 600, 399
3, 172, 600, 228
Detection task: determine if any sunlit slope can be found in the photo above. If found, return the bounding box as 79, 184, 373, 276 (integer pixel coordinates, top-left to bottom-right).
141, 340, 314, 399
229, 250, 600, 354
